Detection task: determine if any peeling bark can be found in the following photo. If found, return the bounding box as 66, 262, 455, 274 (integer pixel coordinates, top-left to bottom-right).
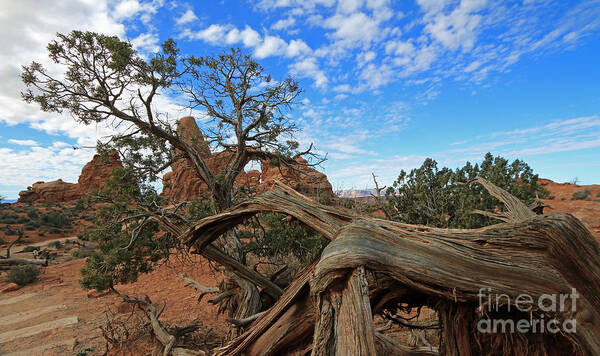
184, 178, 600, 355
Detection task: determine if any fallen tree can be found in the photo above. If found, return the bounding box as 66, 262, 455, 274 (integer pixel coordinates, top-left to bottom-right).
179, 179, 600, 356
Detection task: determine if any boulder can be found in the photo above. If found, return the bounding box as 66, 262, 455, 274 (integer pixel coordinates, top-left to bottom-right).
18, 150, 122, 203
1, 283, 21, 293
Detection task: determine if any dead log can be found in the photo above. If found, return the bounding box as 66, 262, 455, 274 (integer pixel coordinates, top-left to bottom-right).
188, 178, 600, 355
177, 275, 219, 302
111, 288, 204, 356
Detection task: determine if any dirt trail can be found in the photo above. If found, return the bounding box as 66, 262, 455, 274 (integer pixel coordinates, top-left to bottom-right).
0, 255, 226, 355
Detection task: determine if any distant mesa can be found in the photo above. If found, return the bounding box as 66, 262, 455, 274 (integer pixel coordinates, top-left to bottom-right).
161, 116, 333, 201
17, 150, 122, 203
335, 189, 378, 199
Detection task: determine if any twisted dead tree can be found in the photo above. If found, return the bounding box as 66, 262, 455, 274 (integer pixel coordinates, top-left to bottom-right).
181, 179, 600, 356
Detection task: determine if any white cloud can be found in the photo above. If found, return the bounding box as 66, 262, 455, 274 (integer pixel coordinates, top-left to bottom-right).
289, 57, 328, 87
323, 11, 383, 45
0, 0, 125, 130
112, 0, 160, 24
8, 139, 38, 146
271, 16, 296, 30
0, 144, 95, 196
176, 9, 198, 25
182, 24, 311, 59
131, 32, 160, 53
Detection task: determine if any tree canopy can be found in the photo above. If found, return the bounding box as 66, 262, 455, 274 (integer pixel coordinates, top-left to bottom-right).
385, 153, 549, 228
21, 30, 320, 210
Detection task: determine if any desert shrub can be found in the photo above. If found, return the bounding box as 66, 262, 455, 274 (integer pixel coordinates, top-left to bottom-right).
6, 265, 41, 286
74, 199, 86, 212
51, 240, 63, 249
596, 191, 600, 198
571, 188, 591, 200
23, 246, 40, 252
26, 208, 39, 219
49, 227, 62, 234
16, 216, 30, 224
23, 222, 38, 231
244, 212, 327, 264
72, 246, 96, 259
38, 231, 45, 236
0, 237, 5, 245
318, 193, 334, 206
385, 153, 549, 228
38, 210, 71, 229
4, 225, 17, 235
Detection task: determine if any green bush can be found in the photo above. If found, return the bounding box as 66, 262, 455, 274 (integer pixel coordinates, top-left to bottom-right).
40, 211, 72, 229
318, 193, 334, 206
571, 188, 591, 200
244, 212, 327, 264
16, 216, 30, 224
23, 222, 37, 231
71, 246, 95, 259
23, 246, 40, 252
385, 153, 549, 228
51, 240, 63, 249
4, 225, 18, 235
26, 208, 39, 219
6, 265, 41, 286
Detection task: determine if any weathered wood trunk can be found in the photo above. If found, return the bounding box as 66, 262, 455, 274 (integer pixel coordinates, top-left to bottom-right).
184, 179, 600, 355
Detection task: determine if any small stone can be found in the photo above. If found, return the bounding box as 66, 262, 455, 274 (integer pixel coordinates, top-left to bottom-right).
1, 283, 21, 293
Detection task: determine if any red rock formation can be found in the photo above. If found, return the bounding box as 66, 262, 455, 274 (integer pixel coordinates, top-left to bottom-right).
18, 150, 122, 203
162, 117, 333, 202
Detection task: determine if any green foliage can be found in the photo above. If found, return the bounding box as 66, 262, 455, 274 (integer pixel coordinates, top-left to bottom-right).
244, 213, 327, 264
571, 188, 591, 200
39, 210, 72, 229
79, 168, 176, 291
23, 246, 39, 252
318, 193, 334, 206
385, 153, 549, 228
71, 246, 95, 259
6, 265, 41, 286
185, 198, 215, 221
4, 225, 18, 235
26, 208, 39, 219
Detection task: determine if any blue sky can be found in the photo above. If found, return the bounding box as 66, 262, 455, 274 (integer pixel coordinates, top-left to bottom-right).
1, 0, 599, 199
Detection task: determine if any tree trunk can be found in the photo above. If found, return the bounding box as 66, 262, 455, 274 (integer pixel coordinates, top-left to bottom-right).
185, 179, 600, 355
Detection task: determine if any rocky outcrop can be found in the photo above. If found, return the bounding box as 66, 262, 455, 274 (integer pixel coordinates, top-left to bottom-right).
161, 117, 333, 202
18, 150, 122, 203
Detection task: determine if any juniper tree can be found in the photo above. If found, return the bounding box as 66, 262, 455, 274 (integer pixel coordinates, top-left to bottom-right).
385, 153, 549, 228
22, 31, 321, 322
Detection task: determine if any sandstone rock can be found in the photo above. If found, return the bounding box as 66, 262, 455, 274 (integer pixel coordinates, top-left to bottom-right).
18, 150, 122, 203
162, 117, 333, 202
1, 283, 21, 293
